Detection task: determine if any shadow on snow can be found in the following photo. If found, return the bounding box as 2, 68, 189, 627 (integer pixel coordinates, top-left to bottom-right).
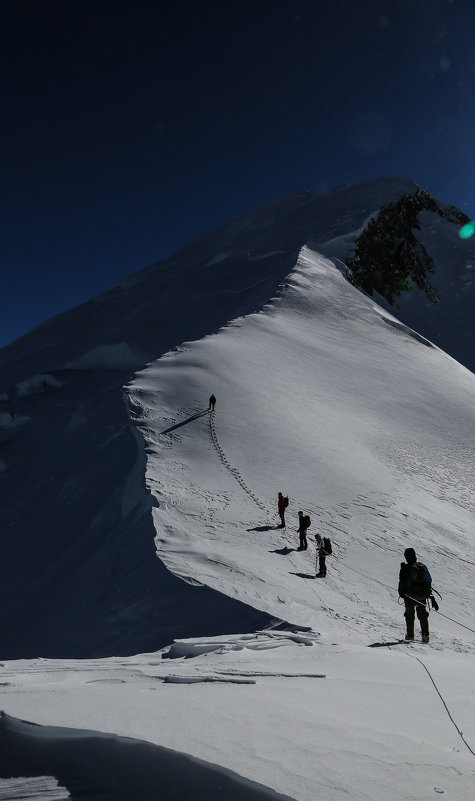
160, 410, 209, 434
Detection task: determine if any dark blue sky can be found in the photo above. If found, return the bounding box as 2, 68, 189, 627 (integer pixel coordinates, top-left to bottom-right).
1, 0, 474, 348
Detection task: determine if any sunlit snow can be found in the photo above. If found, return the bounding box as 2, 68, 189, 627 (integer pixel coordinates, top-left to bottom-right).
1, 178, 474, 800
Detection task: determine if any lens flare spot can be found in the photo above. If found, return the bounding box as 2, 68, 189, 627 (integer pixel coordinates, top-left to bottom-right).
459, 221, 475, 239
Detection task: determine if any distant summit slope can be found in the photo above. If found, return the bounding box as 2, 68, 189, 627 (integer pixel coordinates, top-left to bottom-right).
338, 189, 473, 371
3, 175, 472, 386
316, 187, 474, 373
346, 188, 469, 304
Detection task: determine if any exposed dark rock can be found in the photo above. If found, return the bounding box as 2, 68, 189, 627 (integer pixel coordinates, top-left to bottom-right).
345, 189, 470, 306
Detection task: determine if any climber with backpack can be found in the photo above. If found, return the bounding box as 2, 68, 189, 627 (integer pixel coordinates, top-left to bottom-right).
315, 533, 332, 577
297, 511, 311, 550
398, 547, 438, 643
277, 492, 288, 528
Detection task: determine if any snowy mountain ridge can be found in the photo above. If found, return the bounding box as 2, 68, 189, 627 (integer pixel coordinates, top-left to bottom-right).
127, 244, 474, 642
1, 176, 473, 387
0, 176, 473, 657
1, 177, 474, 801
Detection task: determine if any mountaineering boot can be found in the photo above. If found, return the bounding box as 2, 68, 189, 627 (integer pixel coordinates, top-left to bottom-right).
315, 573, 326, 578
405, 633, 414, 641
422, 634, 430, 643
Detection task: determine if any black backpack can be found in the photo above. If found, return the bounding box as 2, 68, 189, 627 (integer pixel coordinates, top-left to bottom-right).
400, 562, 432, 599
303, 515, 311, 528
284, 496, 289, 508
323, 536, 332, 555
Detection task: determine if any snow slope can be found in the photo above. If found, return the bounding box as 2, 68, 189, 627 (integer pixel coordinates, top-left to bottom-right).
127, 246, 474, 649
5, 176, 462, 659
1, 176, 473, 659
1, 178, 474, 800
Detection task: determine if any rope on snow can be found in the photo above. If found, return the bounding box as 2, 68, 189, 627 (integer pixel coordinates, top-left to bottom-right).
414, 656, 475, 759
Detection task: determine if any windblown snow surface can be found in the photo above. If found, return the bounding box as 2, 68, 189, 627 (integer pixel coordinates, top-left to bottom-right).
1, 178, 474, 800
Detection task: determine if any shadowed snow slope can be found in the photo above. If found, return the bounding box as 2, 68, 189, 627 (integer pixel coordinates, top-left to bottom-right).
0, 712, 295, 801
